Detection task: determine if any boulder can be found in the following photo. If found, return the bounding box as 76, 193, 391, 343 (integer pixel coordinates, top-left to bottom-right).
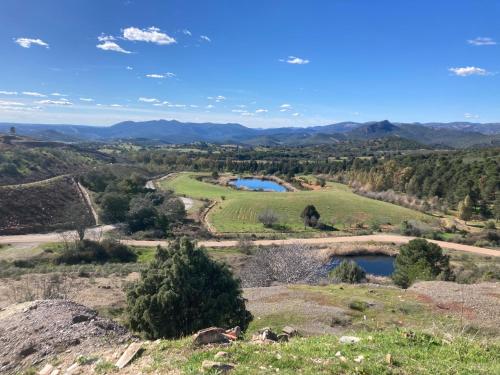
282, 326, 298, 337
259, 328, 278, 342
115, 342, 143, 369
277, 334, 289, 342
339, 336, 361, 344
193, 327, 229, 346
38, 364, 54, 375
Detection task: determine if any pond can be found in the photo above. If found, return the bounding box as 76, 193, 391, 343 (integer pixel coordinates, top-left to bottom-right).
325, 255, 395, 277
230, 178, 287, 192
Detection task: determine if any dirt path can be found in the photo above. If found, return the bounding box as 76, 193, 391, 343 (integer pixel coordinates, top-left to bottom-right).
0, 231, 497, 257
76, 181, 99, 225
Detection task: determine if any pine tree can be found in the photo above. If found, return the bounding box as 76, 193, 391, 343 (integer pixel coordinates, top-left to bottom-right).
126, 238, 252, 339
300, 205, 320, 227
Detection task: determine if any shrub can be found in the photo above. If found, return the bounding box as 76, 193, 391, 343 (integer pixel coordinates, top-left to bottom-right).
100, 192, 129, 223
126, 238, 252, 339
301, 205, 320, 227
392, 239, 454, 288
55, 240, 137, 264
329, 260, 366, 283
349, 300, 369, 311
258, 208, 279, 228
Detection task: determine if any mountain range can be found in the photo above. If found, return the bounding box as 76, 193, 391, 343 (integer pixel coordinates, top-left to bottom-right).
0, 120, 498, 148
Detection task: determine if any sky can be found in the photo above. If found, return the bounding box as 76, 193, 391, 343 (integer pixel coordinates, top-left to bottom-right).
0, 0, 498, 128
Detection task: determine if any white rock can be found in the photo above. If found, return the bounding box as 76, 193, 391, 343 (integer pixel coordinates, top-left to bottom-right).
339, 336, 361, 344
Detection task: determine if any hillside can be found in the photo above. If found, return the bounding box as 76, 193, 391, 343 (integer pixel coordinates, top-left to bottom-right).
1, 120, 498, 148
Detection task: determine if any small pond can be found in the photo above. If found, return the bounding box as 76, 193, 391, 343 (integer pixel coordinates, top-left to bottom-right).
230, 178, 287, 192
325, 255, 395, 277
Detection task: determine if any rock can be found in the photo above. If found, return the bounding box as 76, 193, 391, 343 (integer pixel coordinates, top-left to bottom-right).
214, 351, 229, 360
339, 336, 361, 344
39, 363, 54, 375
385, 353, 392, 364
225, 326, 241, 339
18, 342, 37, 357
49, 370, 60, 375
259, 328, 278, 342
64, 363, 79, 375
201, 360, 235, 373
115, 342, 143, 369
193, 327, 230, 346
71, 315, 91, 324
277, 334, 289, 342
282, 326, 298, 337
354, 355, 364, 363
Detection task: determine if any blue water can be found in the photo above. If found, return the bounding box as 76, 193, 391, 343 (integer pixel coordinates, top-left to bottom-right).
230, 178, 287, 192
326, 255, 395, 276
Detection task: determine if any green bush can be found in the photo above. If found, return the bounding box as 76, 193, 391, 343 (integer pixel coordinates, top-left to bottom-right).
392, 239, 454, 288
126, 238, 252, 339
55, 240, 137, 265
349, 300, 369, 311
329, 260, 366, 283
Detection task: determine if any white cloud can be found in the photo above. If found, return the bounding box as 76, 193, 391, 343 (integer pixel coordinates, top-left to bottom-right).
0, 100, 24, 106
189, 104, 198, 108
97, 41, 131, 54
280, 104, 292, 109
126, 66, 133, 70
292, 112, 300, 117
232, 109, 246, 113
206, 104, 214, 109
51, 92, 67, 97
0, 91, 18, 95
182, 29, 192, 36
23, 91, 46, 97
98, 34, 115, 42
36, 99, 72, 106
15, 38, 49, 49
110, 104, 122, 107
467, 37, 496, 46
464, 113, 480, 119
139, 97, 160, 103
200, 35, 211, 42
255, 109, 268, 113
168, 104, 186, 108
208, 95, 226, 102
241, 112, 254, 116
146, 73, 175, 79
283, 56, 309, 65
123, 26, 176, 45
80, 98, 94, 102
449, 66, 489, 76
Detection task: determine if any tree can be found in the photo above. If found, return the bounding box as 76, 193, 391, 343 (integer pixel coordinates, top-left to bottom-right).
127, 238, 252, 339
494, 192, 500, 222
9, 126, 16, 135
458, 195, 473, 224
301, 205, 320, 227
392, 239, 454, 288
257, 208, 279, 228
101, 192, 129, 223
329, 260, 366, 283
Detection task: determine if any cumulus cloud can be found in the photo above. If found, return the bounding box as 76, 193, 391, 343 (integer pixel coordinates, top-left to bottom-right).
182, 29, 192, 36
97, 41, 131, 54
126, 66, 133, 70
282, 56, 309, 65
123, 26, 176, 45
255, 109, 268, 113
292, 112, 300, 117
80, 98, 94, 102
449, 66, 489, 76
146, 73, 175, 79
15, 38, 49, 48
36, 99, 72, 106
464, 113, 480, 119
51, 93, 67, 97
0, 91, 18, 95
208, 95, 226, 102
98, 34, 115, 42
206, 104, 214, 109
467, 37, 496, 46
139, 97, 160, 103
23, 91, 46, 97
200, 35, 211, 42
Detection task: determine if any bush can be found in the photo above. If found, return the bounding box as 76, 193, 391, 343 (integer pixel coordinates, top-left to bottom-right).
349, 300, 369, 311
392, 239, 454, 288
55, 240, 137, 265
329, 260, 366, 283
126, 238, 252, 339
258, 208, 279, 228
100, 192, 129, 223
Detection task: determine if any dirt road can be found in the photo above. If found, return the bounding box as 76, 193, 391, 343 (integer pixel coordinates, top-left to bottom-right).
0, 230, 497, 257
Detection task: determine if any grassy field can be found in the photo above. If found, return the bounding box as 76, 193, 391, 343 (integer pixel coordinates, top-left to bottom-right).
160, 173, 434, 234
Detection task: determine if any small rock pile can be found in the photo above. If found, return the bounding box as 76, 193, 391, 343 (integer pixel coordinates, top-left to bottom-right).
0, 300, 131, 374
251, 326, 299, 344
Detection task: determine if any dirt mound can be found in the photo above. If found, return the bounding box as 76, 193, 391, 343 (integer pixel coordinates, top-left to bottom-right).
0, 299, 131, 374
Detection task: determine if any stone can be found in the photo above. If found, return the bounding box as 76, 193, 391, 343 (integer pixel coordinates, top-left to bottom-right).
201, 360, 235, 373
39, 364, 54, 375
18, 342, 37, 357
335, 351, 342, 357
193, 327, 229, 346
385, 353, 392, 364
49, 370, 60, 375
64, 363, 79, 375
277, 334, 289, 342
282, 326, 298, 337
115, 342, 143, 369
354, 355, 364, 363
259, 328, 278, 342
71, 315, 91, 324
339, 336, 361, 344
214, 351, 229, 360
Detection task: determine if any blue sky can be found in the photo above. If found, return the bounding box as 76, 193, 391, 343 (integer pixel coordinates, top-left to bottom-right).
0, 0, 498, 127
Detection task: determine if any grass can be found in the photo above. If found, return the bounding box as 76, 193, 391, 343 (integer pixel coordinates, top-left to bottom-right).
141, 329, 499, 375
160, 173, 434, 234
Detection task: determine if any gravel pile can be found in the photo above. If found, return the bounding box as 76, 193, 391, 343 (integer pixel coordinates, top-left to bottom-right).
0, 299, 131, 374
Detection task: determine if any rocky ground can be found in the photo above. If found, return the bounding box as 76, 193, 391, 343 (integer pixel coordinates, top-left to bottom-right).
0, 300, 132, 374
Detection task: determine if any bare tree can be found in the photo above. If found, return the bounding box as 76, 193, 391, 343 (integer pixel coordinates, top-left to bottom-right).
257, 208, 279, 228
241, 244, 324, 287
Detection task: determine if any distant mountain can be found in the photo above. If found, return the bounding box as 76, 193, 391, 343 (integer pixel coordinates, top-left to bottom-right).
1, 119, 498, 148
